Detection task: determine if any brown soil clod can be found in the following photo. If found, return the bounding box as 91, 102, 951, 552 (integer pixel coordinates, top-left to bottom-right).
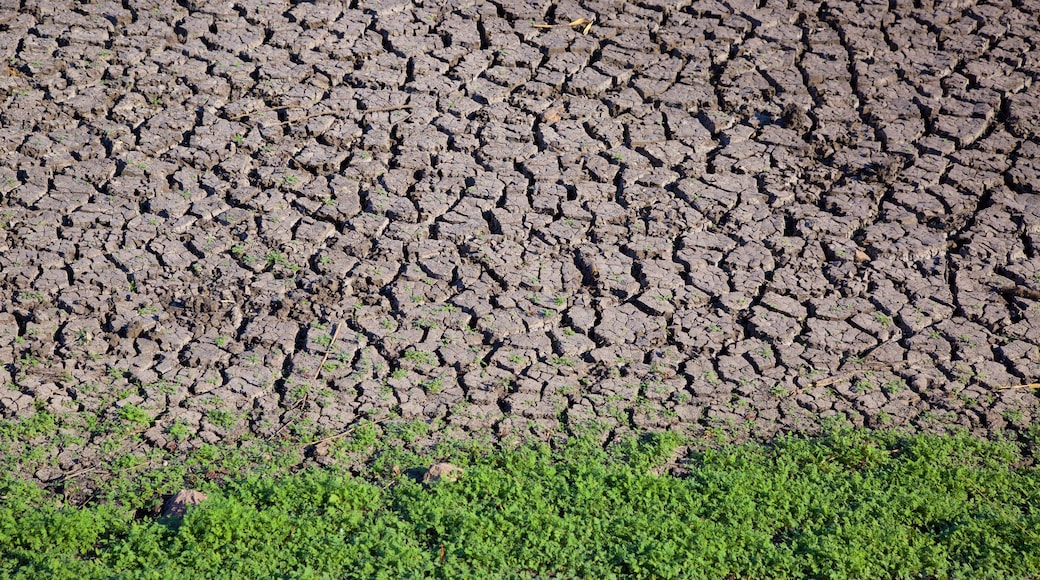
422, 462, 463, 485
160, 490, 209, 521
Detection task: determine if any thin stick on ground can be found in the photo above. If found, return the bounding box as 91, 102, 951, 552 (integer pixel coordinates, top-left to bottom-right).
225, 103, 311, 120
806, 369, 862, 389
227, 103, 414, 128
269, 415, 296, 441
267, 105, 413, 127
997, 382, 1040, 390
312, 321, 342, 381
302, 417, 392, 449
44, 466, 98, 486
303, 426, 356, 449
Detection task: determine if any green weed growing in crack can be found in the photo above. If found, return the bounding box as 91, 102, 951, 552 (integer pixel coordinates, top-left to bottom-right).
551, 356, 576, 368
16, 291, 44, 302
106, 367, 128, 382
206, 409, 237, 430
873, 312, 893, 327
702, 371, 720, 387
117, 404, 152, 430
853, 378, 874, 394
402, 349, 435, 367
265, 251, 299, 273
421, 378, 444, 394
1002, 408, 1024, 424
166, 420, 191, 442
882, 379, 906, 394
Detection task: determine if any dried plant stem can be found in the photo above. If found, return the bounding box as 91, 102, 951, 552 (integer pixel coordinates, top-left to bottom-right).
230, 104, 414, 126
312, 322, 342, 381
997, 382, 1040, 390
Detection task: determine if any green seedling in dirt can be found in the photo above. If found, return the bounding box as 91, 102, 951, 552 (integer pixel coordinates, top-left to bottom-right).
873, 313, 893, 327
117, 405, 152, 429
206, 409, 237, 430
415, 318, 437, 330
421, 378, 443, 394
551, 356, 576, 368
402, 349, 435, 366
265, 251, 298, 272
16, 291, 44, 302
107, 367, 128, 381
1003, 409, 1023, 424
853, 379, 874, 394
882, 379, 906, 393
702, 370, 720, 386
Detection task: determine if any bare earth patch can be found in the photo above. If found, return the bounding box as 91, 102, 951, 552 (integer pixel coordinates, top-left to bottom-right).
1, 0, 1039, 483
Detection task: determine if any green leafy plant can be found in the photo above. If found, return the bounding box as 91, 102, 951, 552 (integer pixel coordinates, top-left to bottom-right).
0, 429, 1037, 578
402, 349, 435, 366
117, 405, 152, 429
206, 409, 237, 430
167, 420, 191, 442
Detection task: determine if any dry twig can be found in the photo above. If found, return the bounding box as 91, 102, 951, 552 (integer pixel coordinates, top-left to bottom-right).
997, 382, 1040, 390
303, 426, 357, 449
44, 466, 98, 486
226, 103, 308, 120
532, 17, 594, 34
999, 286, 1040, 301
312, 321, 342, 381
229, 104, 414, 126
270, 105, 412, 127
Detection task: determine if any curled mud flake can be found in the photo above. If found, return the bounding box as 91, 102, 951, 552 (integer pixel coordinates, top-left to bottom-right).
160, 490, 208, 521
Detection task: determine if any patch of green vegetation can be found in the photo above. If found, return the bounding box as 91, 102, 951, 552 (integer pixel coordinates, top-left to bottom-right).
402, 349, 435, 367
0, 428, 1035, 578
550, 356, 576, 367
166, 420, 191, 442
116, 405, 152, 430
0, 404, 57, 440
882, 378, 907, 394
205, 409, 237, 430
16, 291, 44, 303
873, 312, 893, 327
264, 251, 298, 272
420, 377, 443, 394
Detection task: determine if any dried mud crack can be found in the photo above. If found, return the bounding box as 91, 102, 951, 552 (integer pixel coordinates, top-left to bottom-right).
1, 0, 1040, 484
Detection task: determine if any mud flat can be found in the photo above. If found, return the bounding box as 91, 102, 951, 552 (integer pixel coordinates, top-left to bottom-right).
1, 0, 1039, 483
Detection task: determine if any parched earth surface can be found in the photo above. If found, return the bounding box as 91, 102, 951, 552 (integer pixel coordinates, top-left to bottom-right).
2, 0, 1040, 481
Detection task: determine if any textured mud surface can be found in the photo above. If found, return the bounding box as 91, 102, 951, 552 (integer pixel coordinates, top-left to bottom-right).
2, 0, 1040, 481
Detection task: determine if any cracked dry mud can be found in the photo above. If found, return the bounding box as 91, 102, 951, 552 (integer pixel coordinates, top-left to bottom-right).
2, 0, 1040, 482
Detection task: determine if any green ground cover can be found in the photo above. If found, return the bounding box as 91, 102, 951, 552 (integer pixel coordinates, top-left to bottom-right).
1, 423, 1038, 579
